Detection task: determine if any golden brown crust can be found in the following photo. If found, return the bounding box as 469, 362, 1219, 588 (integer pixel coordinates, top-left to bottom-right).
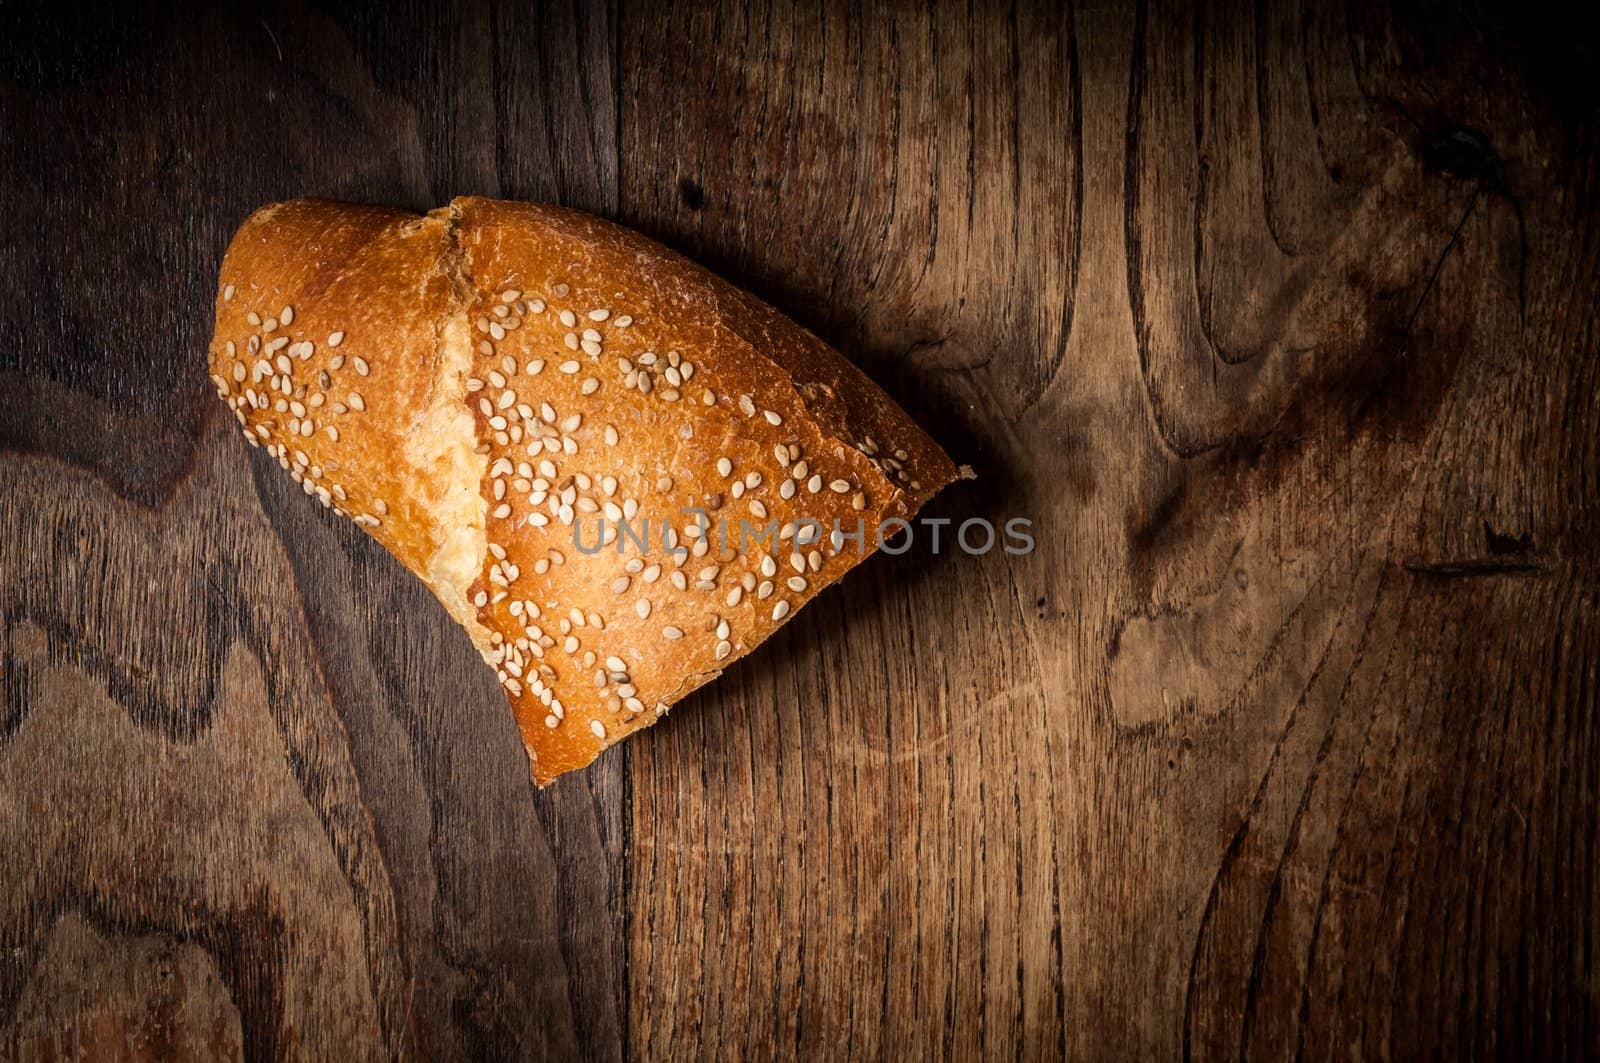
209, 196, 956, 783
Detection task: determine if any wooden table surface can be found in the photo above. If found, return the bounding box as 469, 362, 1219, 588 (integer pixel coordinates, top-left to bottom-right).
2, 1, 1597, 1058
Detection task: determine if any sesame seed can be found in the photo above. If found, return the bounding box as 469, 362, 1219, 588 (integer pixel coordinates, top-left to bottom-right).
526, 359, 545, 375
764, 410, 782, 426
716, 457, 732, 478
582, 328, 602, 343
223, 284, 235, 301
354, 357, 370, 376
581, 339, 602, 356
328, 331, 345, 347
589, 308, 611, 321
852, 491, 866, 511
281, 306, 295, 325
787, 576, 807, 592
493, 503, 511, 519
349, 393, 366, 411
780, 479, 796, 499
591, 720, 607, 738
247, 311, 261, 326
559, 360, 580, 374
830, 480, 850, 493
715, 640, 732, 659
559, 309, 577, 328
738, 394, 756, 417
772, 601, 791, 621
725, 586, 744, 607
582, 377, 600, 395
663, 626, 684, 640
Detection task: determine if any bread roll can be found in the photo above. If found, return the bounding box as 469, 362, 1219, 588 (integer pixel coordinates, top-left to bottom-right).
207, 197, 956, 783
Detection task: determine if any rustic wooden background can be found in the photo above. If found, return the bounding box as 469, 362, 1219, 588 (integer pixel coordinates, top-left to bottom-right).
2, 0, 1596, 1058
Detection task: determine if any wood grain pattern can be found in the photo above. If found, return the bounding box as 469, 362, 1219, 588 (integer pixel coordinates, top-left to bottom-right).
3, 0, 1597, 1058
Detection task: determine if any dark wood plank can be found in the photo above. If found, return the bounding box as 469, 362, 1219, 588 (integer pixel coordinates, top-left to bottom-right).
616, 0, 1600, 1058
3, 0, 1598, 1058
0, 2, 623, 1059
